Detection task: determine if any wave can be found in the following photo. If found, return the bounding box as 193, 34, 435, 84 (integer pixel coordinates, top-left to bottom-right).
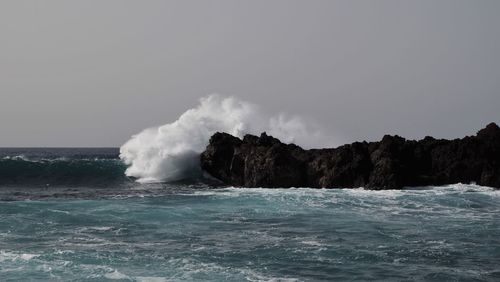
0, 157, 130, 187
120, 94, 335, 183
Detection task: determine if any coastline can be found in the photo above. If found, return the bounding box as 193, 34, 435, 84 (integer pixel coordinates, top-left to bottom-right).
201, 123, 500, 190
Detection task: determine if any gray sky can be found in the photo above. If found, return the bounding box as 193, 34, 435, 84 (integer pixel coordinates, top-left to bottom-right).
0, 0, 499, 147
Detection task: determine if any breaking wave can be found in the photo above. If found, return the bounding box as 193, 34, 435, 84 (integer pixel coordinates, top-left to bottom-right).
120, 94, 334, 183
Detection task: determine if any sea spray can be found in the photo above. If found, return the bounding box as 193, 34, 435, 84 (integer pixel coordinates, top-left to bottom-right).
120, 94, 333, 183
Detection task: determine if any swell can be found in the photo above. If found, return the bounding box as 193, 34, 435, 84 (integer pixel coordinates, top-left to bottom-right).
0, 157, 130, 187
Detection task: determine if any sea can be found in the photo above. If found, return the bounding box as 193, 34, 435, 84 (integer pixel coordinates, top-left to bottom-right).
0, 148, 499, 281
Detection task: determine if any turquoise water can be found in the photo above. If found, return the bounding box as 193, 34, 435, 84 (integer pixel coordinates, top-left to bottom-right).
1, 185, 499, 281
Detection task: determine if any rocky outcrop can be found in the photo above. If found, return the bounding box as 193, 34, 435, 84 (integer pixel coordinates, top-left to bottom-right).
200, 123, 500, 189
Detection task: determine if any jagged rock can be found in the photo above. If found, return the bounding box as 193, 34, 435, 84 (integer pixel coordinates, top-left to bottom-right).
200, 123, 500, 189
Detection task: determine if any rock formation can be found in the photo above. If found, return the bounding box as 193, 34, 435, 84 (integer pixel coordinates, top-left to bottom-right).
200, 123, 500, 189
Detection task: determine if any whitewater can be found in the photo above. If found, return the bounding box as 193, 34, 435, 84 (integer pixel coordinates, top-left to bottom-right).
0, 96, 499, 281
0, 177, 499, 281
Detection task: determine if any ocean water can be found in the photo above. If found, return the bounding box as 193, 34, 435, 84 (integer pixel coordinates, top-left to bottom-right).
0, 149, 499, 281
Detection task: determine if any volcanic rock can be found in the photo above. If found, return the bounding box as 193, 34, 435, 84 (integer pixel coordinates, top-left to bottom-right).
200, 123, 500, 189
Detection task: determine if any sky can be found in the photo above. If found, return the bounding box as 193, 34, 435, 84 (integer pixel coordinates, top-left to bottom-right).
0, 0, 499, 147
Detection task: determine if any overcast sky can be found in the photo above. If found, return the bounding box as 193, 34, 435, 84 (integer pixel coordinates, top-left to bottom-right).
0, 0, 499, 147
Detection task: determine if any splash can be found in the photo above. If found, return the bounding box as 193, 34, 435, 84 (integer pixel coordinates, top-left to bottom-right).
120, 94, 334, 183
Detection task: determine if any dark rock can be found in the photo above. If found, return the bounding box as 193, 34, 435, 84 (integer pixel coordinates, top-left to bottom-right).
200, 123, 500, 189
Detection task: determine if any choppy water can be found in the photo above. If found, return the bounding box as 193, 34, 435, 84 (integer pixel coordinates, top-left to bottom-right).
0, 149, 499, 281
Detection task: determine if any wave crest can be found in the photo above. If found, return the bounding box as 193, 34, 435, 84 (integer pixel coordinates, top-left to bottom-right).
0, 157, 128, 186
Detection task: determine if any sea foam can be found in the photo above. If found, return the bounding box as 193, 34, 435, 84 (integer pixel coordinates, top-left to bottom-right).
120, 94, 333, 183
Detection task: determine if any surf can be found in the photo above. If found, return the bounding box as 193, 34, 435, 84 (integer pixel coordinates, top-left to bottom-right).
119, 94, 334, 183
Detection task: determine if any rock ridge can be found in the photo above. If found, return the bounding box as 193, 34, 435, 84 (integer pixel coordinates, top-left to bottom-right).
200, 123, 500, 189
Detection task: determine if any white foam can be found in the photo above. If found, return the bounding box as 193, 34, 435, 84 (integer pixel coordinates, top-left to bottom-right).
301, 240, 324, 247
120, 94, 335, 183
135, 277, 167, 282
2, 155, 29, 161
0, 251, 39, 262
104, 270, 130, 280
48, 209, 70, 214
